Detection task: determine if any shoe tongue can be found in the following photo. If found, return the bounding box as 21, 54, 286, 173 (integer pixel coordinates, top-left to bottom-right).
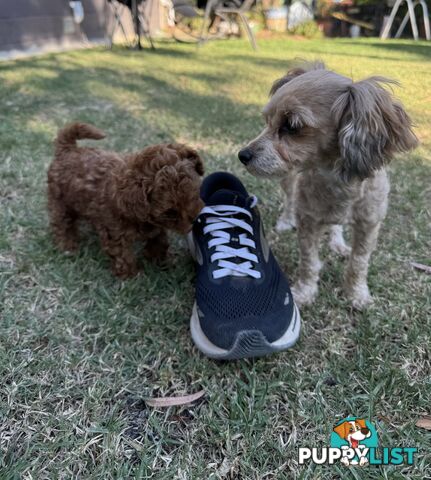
206, 189, 248, 208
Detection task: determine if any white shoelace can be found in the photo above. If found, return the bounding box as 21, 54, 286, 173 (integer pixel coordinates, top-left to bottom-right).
200, 196, 261, 279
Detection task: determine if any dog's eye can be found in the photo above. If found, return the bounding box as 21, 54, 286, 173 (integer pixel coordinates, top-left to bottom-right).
279, 121, 300, 136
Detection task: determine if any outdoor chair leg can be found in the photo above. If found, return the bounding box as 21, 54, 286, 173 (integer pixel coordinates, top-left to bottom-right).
138, 0, 156, 50
199, 0, 218, 46
107, 5, 131, 49
406, 0, 419, 39
198, 23, 208, 45
238, 13, 257, 50
139, 14, 156, 49
118, 14, 130, 45
395, 0, 430, 40
381, 0, 419, 40
421, 0, 431, 40
108, 18, 117, 48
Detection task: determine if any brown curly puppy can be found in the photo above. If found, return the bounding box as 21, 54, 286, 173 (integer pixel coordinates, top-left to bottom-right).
48, 122, 204, 278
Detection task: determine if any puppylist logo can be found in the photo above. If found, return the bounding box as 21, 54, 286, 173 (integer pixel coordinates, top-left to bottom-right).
299, 416, 417, 467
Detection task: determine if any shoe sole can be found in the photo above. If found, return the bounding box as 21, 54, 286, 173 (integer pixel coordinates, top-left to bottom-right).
190, 302, 301, 360
187, 232, 301, 359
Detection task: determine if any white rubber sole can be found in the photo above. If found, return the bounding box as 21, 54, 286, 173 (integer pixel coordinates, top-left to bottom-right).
190, 302, 301, 360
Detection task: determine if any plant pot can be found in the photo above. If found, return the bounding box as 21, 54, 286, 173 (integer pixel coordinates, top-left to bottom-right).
264, 7, 288, 32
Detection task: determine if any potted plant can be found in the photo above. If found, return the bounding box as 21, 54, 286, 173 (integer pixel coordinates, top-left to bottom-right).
262, 0, 288, 32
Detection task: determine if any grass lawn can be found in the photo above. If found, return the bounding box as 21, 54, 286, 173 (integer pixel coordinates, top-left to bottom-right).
0, 36, 430, 479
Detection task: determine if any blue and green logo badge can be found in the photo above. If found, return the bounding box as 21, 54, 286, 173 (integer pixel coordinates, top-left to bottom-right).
298, 416, 417, 467
331, 417, 378, 466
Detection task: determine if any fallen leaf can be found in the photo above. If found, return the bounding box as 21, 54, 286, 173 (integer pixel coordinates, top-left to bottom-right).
416, 416, 431, 431
145, 390, 205, 408
410, 262, 431, 274
217, 457, 233, 478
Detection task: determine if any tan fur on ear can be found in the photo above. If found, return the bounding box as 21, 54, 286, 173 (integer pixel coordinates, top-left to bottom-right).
333, 422, 349, 439
270, 61, 326, 96
332, 77, 418, 180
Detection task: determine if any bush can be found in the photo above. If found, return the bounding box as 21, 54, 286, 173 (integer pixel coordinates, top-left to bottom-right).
288, 19, 323, 38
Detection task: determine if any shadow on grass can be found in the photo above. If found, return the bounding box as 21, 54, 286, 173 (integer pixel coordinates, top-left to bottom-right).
340, 39, 431, 60
0, 51, 274, 145
221, 47, 428, 67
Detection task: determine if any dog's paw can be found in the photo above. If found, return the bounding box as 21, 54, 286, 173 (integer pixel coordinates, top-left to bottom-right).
276, 216, 296, 233
112, 262, 139, 279
329, 238, 351, 257
58, 239, 79, 254
359, 456, 369, 467
292, 281, 318, 306
340, 457, 350, 467
351, 295, 373, 311
348, 284, 373, 310
328, 226, 351, 257
144, 248, 169, 264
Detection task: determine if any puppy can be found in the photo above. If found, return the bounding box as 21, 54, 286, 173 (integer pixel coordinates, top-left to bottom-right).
48, 122, 204, 278
333, 419, 371, 466
239, 62, 418, 309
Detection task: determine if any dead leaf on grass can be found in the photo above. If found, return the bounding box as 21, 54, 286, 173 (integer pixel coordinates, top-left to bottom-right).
145, 390, 205, 408
410, 262, 431, 274
416, 415, 431, 430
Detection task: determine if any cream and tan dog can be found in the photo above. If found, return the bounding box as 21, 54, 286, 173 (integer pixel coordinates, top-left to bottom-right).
239, 62, 418, 309
333, 419, 371, 466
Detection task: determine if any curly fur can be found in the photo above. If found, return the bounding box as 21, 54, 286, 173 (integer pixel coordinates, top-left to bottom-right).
240, 62, 418, 309
48, 122, 204, 278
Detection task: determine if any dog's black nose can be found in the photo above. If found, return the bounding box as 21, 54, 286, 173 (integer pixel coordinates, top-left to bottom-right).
238, 148, 253, 165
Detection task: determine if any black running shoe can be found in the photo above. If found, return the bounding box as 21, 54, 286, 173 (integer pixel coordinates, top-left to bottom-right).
188, 172, 300, 360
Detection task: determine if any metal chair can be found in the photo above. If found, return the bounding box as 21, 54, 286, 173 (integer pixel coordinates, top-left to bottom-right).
106, 0, 155, 49
381, 0, 430, 41
136, 0, 156, 49
200, 0, 257, 50
106, 0, 133, 48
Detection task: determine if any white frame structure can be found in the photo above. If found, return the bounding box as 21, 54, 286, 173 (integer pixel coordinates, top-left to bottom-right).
381, 0, 430, 40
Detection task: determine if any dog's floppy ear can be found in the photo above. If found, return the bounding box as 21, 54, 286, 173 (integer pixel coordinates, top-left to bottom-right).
334, 422, 349, 439
332, 77, 418, 181
170, 144, 204, 176
181, 146, 204, 176
270, 61, 326, 96
112, 168, 151, 220
356, 419, 367, 429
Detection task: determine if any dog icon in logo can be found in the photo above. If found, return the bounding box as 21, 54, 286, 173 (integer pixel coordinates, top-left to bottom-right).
333, 418, 372, 466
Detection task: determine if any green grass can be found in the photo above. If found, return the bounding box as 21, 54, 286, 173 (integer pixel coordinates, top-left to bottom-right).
0, 37, 430, 479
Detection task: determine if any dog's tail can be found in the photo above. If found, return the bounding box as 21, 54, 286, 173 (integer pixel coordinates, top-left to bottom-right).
55, 122, 106, 151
